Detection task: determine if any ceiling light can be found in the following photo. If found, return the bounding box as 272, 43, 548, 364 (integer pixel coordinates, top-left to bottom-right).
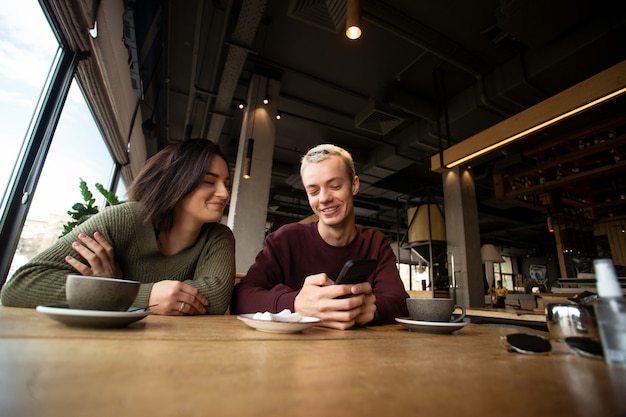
547, 215, 555, 233
406, 204, 446, 243
431, 61, 626, 172
263, 94, 269, 105
345, 0, 362, 40
481, 244, 504, 264
547, 206, 555, 233
243, 138, 254, 179
238, 100, 246, 110
275, 111, 282, 120
446, 85, 626, 169
481, 244, 504, 290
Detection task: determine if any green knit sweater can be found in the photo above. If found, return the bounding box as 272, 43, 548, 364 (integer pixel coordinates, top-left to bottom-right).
0, 202, 236, 314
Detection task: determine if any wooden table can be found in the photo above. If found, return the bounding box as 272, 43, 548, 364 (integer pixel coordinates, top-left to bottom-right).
1, 306, 625, 417
466, 307, 548, 330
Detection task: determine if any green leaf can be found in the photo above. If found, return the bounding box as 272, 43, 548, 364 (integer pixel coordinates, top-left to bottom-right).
95, 182, 121, 206
59, 179, 122, 238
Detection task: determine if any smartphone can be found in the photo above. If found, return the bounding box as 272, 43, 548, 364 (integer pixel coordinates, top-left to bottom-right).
334, 259, 377, 285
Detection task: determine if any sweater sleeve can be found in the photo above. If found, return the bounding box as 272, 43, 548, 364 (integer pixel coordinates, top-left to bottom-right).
182, 223, 236, 315
230, 231, 298, 314
0, 204, 134, 308
369, 238, 410, 324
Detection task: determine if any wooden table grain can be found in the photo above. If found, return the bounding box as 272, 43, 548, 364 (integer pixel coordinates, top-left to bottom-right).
0, 306, 624, 417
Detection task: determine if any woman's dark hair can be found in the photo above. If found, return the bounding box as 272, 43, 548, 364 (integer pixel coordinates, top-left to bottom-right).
127, 139, 228, 231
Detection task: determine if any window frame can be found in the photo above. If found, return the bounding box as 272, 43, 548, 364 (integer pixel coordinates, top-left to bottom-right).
0, 1, 123, 286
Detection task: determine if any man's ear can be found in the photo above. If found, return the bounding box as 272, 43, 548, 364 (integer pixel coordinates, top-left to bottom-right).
352, 175, 360, 195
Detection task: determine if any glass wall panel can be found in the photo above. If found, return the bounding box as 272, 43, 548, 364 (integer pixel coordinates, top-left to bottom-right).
1, 1, 117, 280
9, 80, 115, 277
0, 1, 58, 203
494, 256, 514, 291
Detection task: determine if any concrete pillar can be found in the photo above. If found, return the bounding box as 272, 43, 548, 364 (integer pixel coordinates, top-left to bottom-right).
443, 166, 484, 307
228, 73, 278, 273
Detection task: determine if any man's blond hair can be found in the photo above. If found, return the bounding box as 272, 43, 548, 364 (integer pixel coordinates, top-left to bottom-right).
300, 144, 356, 181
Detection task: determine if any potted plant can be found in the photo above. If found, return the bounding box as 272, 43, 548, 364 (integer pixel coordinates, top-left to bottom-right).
59, 178, 121, 237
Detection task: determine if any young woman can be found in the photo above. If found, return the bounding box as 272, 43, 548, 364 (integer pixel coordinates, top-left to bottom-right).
1, 139, 235, 315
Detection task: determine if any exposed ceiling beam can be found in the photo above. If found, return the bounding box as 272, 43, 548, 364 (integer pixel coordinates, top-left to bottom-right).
431, 60, 626, 172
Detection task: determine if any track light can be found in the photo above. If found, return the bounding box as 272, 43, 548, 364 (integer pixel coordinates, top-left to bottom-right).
345, 0, 362, 40
243, 138, 254, 179
262, 75, 270, 105
238, 100, 246, 110
275, 111, 282, 120
621, 225, 625, 233
546, 206, 554, 233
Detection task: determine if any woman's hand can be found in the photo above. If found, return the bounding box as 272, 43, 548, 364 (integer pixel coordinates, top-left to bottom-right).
149, 280, 209, 316
65, 232, 122, 278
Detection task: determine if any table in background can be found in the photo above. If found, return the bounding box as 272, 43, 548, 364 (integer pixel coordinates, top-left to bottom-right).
466, 307, 548, 331
1, 307, 625, 417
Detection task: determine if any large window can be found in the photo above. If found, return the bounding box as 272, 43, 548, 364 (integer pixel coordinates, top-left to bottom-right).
398, 263, 430, 292
494, 256, 514, 291
0, 1, 57, 202
10, 80, 117, 276
1, 1, 118, 281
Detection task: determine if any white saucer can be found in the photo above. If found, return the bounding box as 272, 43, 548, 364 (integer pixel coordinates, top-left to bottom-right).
237, 314, 321, 334
395, 317, 470, 334
36, 304, 151, 328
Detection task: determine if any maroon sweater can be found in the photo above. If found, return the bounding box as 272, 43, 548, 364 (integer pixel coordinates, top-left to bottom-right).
231, 222, 409, 324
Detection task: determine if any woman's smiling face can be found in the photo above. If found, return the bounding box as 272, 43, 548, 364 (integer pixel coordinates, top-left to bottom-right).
179, 155, 231, 225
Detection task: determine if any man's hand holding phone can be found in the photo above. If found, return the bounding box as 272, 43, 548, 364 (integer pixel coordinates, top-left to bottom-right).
293, 259, 377, 329
334, 259, 376, 298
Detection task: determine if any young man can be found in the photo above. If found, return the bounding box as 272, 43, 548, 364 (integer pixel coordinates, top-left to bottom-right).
231, 144, 409, 329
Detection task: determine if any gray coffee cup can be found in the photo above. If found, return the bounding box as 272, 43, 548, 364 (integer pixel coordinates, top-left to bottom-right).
406, 298, 466, 322
66, 274, 140, 311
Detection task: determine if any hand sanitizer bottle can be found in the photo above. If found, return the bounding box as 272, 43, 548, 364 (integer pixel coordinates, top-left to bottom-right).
594, 258, 623, 298
593, 258, 626, 366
